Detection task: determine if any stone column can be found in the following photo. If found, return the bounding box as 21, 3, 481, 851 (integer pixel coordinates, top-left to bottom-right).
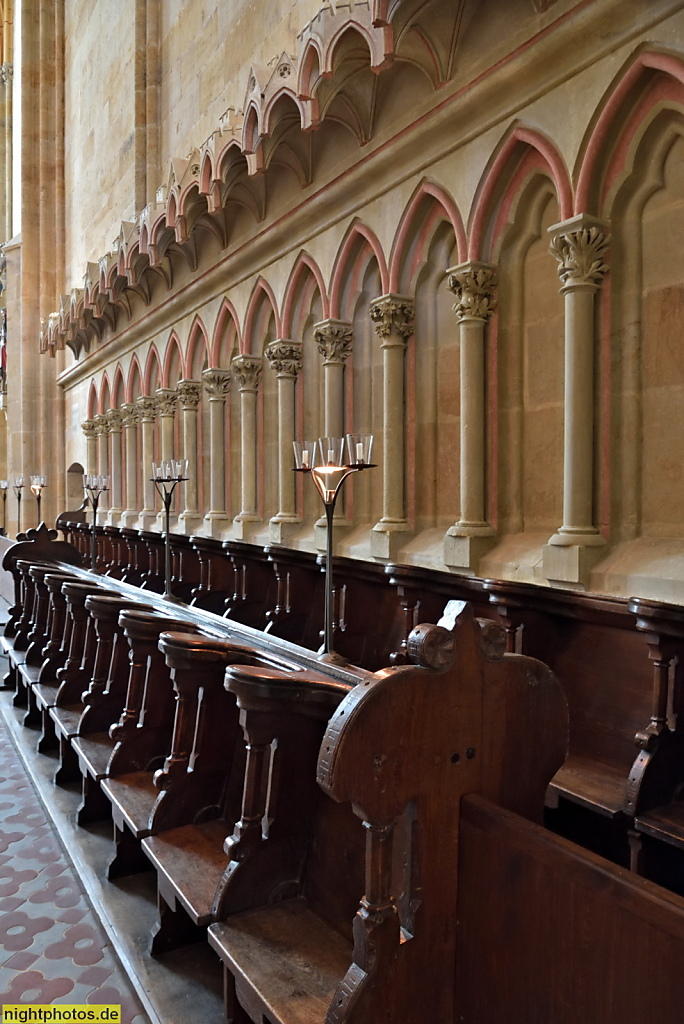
136, 395, 157, 529
155, 387, 178, 528
120, 403, 140, 527
369, 295, 414, 560
443, 262, 497, 572
106, 408, 124, 523
201, 368, 231, 538
314, 319, 352, 438
543, 214, 609, 585
231, 355, 262, 541
265, 340, 303, 544
176, 379, 203, 535
81, 419, 98, 477
93, 414, 110, 520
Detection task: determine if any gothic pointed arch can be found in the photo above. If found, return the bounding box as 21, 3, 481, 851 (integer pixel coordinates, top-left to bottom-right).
389, 179, 466, 293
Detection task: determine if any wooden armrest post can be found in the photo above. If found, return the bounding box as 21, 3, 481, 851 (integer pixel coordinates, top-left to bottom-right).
25, 566, 53, 663
38, 572, 80, 681
55, 582, 113, 703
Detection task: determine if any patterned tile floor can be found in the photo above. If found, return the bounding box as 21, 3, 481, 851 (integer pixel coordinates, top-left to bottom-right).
0, 715, 149, 1022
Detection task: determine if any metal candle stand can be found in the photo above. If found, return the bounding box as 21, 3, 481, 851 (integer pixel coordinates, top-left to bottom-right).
13, 477, 24, 537
293, 433, 374, 665
30, 475, 47, 527
151, 459, 189, 603
83, 474, 110, 570
0, 480, 7, 536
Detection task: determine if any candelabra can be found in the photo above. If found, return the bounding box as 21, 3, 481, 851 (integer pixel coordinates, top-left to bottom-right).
13, 477, 24, 536
293, 433, 374, 664
83, 474, 110, 571
30, 475, 47, 526
151, 460, 189, 603
0, 480, 7, 536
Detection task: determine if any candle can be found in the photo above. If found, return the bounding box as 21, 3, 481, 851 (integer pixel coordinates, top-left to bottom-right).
327, 448, 335, 464
356, 441, 364, 463
301, 449, 310, 468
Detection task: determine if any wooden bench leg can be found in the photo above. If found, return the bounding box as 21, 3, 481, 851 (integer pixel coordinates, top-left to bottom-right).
150, 891, 206, 956
54, 736, 80, 785
37, 709, 58, 753
107, 824, 151, 880
23, 689, 41, 728
77, 774, 112, 826
224, 970, 252, 1024
1, 662, 17, 690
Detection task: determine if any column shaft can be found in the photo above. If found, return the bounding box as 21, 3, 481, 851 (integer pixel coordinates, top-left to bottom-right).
136, 396, 157, 520
231, 356, 262, 537
265, 340, 302, 531
202, 368, 231, 534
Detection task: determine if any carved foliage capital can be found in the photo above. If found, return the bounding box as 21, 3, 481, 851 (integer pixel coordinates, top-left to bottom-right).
231, 355, 262, 392
93, 413, 109, 435
548, 217, 610, 290
154, 387, 178, 417
0, 64, 13, 85
447, 262, 497, 322
369, 295, 415, 341
106, 408, 123, 432
81, 418, 98, 440
202, 367, 231, 400
314, 320, 353, 364
135, 395, 157, 422
265, 340, 303, 378
120, 403, 140, 428
177, 379, 203, 410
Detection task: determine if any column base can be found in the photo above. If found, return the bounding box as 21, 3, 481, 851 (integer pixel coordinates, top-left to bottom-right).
547, 527, 606, 547
156, 512, 178, 532
233, 515, 261, 541
106, 509, 124, 527
120, 510, 141, 528
269, 516, 301, 545
370, 521, 413, 561
542, 540, 607, 587
177, 512, 203, 536
314, 516, 350, 553
443, 529, 496, 573
202, 513, 231, 539
137, 511, 158, 530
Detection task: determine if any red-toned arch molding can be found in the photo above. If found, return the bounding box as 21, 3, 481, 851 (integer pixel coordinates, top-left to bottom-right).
576, 48, 684, 216
87, 380, 98, 419
111, 364, 126, 408
242, 277, 282, 355
98, 372, 111, 416
329, 220, 390, 319
468, 124, 573, 262
161, 331, 185, 387
186, 315, 211, 378
281, 252, 330, 338
126, 355, 143, 404
389, 179, 466, 293
211, 298, 242, 366
143, 344, 162, 395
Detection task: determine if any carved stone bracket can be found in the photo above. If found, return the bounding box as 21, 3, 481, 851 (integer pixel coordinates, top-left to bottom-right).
154, 387, 178, 417
265, 340, 303, 378
548, 214, 610, 291
231, 354, 263, 392
369, 295, 415, 342
314, 320, 353, 364
81, 418, 98, 440
176, 379, 203, 410
135, 395, 157, 422
202, 367, 231, 401
447, 262, 497, 322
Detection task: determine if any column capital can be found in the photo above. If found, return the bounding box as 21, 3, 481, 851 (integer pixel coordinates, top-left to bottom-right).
0, 64, 13, 86
176, 379, 202, 410
265, 340, 303, 378
548, 214, 610, 291
202, 367, 231, 401
81, 418, 98, 440
446, 261, 497, 323
120, 402, 140, 427
314, 319, 352, 364
154, 386, 178, 416
135, 394, 157, 422
231, 354, 262, 392
93, 413, 109, 436
106, 408, 123, 433
369, 295, 415, 341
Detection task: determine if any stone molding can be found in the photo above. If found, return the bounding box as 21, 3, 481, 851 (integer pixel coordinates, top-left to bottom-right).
81, 418, 98, 440
231, 354, 263, 391
314, 320, 353, 364
176, 379, 203, 410
106, 408, 123, 432
447, 262, 497, 322
548, 214, 610, 291
369, 295, 415, 341
265, 340, 303, 378
154, 387, 178, 417
135, 395, 157, 422
202, 367, 231, 401
119, 403, 139, 428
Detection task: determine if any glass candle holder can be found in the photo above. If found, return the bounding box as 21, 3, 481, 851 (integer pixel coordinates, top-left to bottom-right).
317, 437, 346, 467
293, 440, 318, 470
346, 433, 373, 466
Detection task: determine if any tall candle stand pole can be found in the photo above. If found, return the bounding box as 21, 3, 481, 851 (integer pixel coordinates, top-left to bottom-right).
13, 477, 24, 537
151, 460, 188, 603
83, 475, 110, 571
294, 434, 374, 664
0, 481, 7, 536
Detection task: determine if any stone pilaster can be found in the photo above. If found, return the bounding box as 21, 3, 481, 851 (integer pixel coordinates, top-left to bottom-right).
231, 355, 262, 540
106, 408, 124, 522
543, 214, 609, 586
443, 261, 497, 573
265, 340, 303, 544
81, 418, 98, 477
120, 403, 140, 527
155, 387, 178, 527
201, 368, 231, 538
136, 395, 157, 528
176, 379, 203, 535
369, 295, 414, 560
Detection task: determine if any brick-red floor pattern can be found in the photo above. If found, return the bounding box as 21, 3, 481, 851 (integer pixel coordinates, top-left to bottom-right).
0, 717, 149, 1022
